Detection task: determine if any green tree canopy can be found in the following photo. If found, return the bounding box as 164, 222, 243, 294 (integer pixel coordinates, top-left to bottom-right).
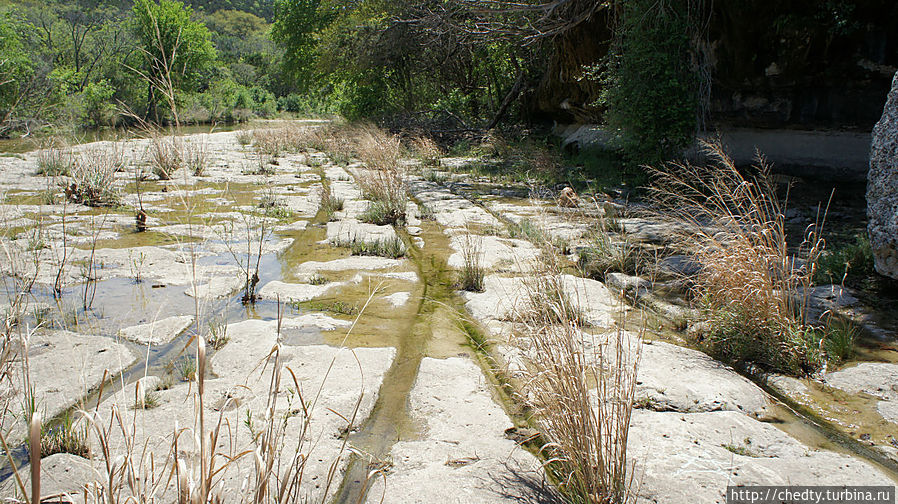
0, 11, 36, 131
132, 0, 217, 93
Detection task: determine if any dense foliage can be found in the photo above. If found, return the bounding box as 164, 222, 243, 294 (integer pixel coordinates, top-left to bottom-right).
0, 0, 293, 133
1, 0, 893, 169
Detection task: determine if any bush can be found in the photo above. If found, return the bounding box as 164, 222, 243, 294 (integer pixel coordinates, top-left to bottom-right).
590, 0, 699, 166
81, 79, 117, 127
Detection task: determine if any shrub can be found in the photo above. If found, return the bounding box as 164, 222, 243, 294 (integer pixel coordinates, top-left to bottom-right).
589, 0, 699, 166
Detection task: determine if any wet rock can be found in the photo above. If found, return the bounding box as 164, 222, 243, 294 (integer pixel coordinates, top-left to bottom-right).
868, 70, 898, 279
327, 218, 397, 244
658, 254, 702, 277
767, 375, 811, 401
383, 292, 411, 307
618, 218, 675, 244
631, 410, 892, 503
258, 279, 340, 303
637, 341, 769, 415
804, 284, 859, 321
365, 357, 547, 503
826, 363, 898, 424
118, 315, 194, 345
295, 256, 406, 274
825, 363, 898, 402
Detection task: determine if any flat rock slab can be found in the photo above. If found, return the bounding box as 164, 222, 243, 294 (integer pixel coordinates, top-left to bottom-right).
327, 219, 398, 245
88, 317, 395, 502
295, 256, 406, 275
0, 453, 96, 500
464, 274, 623, 328
0, 330, 135, 443
118, 315, 194, 345
638, 341, 769, 415
826, 362, 898, 425
366, 357, 548, 503
411, 185, 501, 230
446, 233, 540, 271
258, 279, 341, 303
630, 410, 893, 504
185, 274, 246, 299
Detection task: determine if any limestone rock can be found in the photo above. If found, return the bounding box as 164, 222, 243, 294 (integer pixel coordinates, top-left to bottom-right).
364, 357, 547, 503
868, 70, 898, 279
637, 341, 769, 415
631, 410, 892, 503
118, 315, 194, 345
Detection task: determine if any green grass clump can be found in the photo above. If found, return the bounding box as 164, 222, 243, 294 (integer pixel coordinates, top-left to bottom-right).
319, 185, 344, 221
36, 146, 72, 176
40, 412, 89, 458
333, 235, 406, 259
815, 233, 875, 287
360, 200, 405, 226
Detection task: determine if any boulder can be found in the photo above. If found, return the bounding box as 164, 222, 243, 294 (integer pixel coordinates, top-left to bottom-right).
868, 70, 898, 279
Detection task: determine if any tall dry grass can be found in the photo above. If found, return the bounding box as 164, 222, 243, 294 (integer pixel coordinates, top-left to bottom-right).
518, 262, 639, 504
149, 135, 182, 180
649, 141, 828, 374
408, 135, 443, 167
353, 128, 407, 225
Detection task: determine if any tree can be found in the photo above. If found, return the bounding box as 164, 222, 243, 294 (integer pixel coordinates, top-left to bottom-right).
0, 12, 36, 135
270, 0, 330, 91
132, 0, 217, 121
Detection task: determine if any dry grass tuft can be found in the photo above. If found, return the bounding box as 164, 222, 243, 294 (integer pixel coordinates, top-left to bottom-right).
649, 141, 829, 374
518, 260, 639, 503
65, 148, 121, 206
408, 135, 443, 167
253, 128, 289, 158
184, 138, 209, 176
457, 231, 485, 292
150, 136, 182, 180
35, 138, 73, 176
